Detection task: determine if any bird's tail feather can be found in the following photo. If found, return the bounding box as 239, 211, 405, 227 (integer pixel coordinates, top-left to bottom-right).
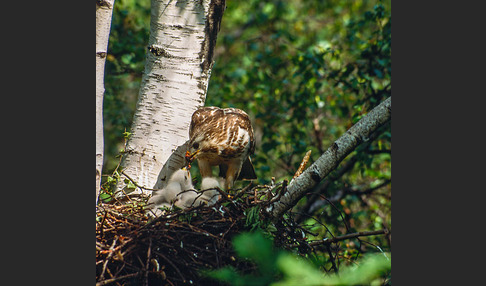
219, 157, 257, 180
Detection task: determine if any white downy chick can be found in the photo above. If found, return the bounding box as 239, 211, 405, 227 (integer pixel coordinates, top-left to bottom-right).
180, 177, 222, 208
199, 177, 222, 206
177, 189, 200, 209
168, 168, 194, 191
146, 182, 181, 217
169, 168, 199, 209
146, 168, 194, 216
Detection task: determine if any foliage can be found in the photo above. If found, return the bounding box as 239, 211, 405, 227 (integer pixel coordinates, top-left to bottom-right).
207, 231, 391, 285
208, 0, 391, 184
101, 0, 391, 283
206, 1, 392, 273
98, 170, 137, 203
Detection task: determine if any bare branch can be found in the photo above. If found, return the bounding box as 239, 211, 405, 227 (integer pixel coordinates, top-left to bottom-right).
96, 273, 139, 286
305, 179, 391, 219
289, 229, 389, 248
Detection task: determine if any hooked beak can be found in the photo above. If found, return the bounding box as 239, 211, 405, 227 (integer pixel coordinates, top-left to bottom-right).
184, 150, 200, 170
185, 150, 200, 165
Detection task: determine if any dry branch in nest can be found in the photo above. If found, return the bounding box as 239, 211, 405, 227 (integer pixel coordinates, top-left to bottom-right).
96, 182, 390, 286
96, 182, 319, 286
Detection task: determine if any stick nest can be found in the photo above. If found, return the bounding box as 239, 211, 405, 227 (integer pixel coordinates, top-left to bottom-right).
96, 182, 309, 286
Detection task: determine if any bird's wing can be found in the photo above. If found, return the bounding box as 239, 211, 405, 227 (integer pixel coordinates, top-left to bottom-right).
224, 108, 255, 155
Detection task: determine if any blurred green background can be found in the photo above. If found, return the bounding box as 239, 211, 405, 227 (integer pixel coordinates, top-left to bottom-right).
103, 0, 391, 281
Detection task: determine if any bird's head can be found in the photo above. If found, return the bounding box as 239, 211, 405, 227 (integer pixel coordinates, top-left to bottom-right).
169, 167, 193, 190
189, 135, 205, 153
186, 134, 207, 163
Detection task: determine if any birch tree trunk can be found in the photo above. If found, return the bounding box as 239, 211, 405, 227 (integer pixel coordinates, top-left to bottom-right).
96, 0, 115, 204
117, 0, 225, 196
267, 96, 392, 219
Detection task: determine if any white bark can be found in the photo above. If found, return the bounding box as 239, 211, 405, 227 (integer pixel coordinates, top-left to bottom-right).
267, 97, 392, 219
117, 0, 225, 196
96, 0, 115, 204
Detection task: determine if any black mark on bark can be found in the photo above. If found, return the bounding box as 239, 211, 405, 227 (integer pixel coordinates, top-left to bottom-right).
148, 45, 172, 58
199, 0, 226, 72
310, 170, 322, 183
96, 0, 112, 9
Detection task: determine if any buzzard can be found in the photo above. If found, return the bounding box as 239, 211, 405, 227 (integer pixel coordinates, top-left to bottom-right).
188, 106, 256, 190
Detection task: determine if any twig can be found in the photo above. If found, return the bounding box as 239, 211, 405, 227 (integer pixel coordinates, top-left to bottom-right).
96, 272, 139, 286
100, 237, 118, 280
98, 210, 108, 239
144, 238, 152, 286
241, 181, 254, 193
290, 229, 389, 248
269, 179, 288, 204
325, 244, 338, 273
233, 183, 258, 200
291, 211, 336, 241
154, 251, 186, 283
121, 170, 159, 192
319, 194, 351, 232
214, 187, 231, 200
353, 179, 391, 196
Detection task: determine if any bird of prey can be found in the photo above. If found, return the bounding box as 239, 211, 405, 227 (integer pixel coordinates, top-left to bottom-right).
187, 106, 256, 190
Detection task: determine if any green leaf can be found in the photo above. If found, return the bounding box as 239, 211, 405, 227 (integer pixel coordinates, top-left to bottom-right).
204, 267, 246, 286
244, 206, 261, 229
121, 53, 133, 65
123, 178, 137, 190
233, 231, 273, 260
99, 192, 112, 203
272, 253, 325, 286
122, 131, 132, 139
273, 253, 391, 286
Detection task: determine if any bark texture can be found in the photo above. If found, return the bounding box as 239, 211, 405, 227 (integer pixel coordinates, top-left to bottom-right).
267, 96, 392, 219
96, 0, 115, 203
117, 0, 225, 196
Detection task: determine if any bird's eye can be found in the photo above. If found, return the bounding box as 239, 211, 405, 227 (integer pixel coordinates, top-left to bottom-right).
192, 142, 199, 149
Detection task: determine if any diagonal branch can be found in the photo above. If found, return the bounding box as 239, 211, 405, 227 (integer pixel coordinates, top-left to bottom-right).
266, 96, 391, 219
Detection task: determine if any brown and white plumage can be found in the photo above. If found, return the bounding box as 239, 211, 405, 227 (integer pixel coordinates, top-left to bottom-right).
188, 106, 256, 190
